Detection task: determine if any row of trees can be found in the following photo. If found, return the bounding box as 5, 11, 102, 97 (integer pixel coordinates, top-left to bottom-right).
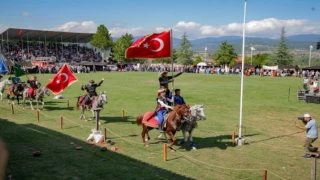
90, 24, 301, 66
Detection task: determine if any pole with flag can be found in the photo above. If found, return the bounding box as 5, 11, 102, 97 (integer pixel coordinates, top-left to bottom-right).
170, 29, 174, 98
237, 0, 247, 146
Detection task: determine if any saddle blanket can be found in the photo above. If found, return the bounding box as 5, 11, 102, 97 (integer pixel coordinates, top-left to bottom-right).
142, 112, 159, 128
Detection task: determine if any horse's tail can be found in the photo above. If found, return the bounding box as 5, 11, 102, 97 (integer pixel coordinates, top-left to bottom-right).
136, 114, 144, 126
75, 96, 80, 111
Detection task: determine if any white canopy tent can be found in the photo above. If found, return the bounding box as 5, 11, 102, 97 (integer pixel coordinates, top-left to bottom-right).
262, 65, 278, 70
197, 62, 207, 66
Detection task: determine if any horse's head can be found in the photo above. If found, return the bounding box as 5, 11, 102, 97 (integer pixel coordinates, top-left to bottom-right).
190, 104, 206, 120
99, 91, 108, 105
43, 87, 51, 96
4, 79, 11, 85
176, 105, 192, 120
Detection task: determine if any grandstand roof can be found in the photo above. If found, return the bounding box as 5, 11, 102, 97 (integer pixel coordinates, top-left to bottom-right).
0, 28, 94, 43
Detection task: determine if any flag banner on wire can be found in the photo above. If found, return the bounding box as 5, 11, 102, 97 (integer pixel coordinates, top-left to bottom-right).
0, 59, 8, 75
125, 31, 171, 59
13, 62, 25, 77
46, 64, 78, 95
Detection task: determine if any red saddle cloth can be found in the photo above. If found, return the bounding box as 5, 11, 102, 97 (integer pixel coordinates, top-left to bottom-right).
142, 112, 158, 128
78, 96, 93, 108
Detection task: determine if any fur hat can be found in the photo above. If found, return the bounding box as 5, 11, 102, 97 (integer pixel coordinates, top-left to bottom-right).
158, 88, 166, 93
160, 71, 168, 76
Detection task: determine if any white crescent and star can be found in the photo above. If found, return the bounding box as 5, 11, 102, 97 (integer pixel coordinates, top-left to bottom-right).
56, 73, 69, 83
142, 38, 164, 52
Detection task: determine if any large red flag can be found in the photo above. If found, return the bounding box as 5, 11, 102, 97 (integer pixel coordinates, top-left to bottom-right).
125, 31, 171, 59
46, 64, 78, 94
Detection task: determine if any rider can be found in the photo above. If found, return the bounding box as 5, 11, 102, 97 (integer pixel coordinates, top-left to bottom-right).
27, 76, 41, 98
156, 88, 173, 138
170, 88, 186, 106
81, 78, 104, 109
158, 70, 183, 101
9, 76, 22, 93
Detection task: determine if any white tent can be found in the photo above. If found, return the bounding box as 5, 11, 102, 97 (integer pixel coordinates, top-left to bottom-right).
262, 65, 278, 70
197, 62, 207, 66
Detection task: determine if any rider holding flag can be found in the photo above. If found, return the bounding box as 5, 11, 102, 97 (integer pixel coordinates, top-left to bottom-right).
81, 78, 104, 109
158, 70, 183, 100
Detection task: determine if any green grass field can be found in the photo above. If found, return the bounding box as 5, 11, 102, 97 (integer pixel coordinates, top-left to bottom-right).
0, 72, 319, 180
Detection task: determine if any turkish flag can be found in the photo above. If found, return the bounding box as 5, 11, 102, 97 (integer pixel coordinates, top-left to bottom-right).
46, 64, 78, 94
125, 31, 171, 59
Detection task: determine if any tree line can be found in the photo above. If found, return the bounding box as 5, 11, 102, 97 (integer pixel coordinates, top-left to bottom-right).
91, 25, 310, 66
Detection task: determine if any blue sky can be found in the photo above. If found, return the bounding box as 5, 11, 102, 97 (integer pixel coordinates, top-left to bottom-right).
0, 0, 319, 39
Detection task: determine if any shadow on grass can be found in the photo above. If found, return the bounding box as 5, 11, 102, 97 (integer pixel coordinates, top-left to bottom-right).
0, 118, 195, 180
176, 133, 259, 151
248, 131, 303, 144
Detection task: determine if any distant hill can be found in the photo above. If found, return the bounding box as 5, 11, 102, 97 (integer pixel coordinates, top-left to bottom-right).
113, 34, 320, 53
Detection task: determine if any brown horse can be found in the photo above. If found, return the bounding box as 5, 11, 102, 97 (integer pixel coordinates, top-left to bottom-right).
136, 104, 191, 149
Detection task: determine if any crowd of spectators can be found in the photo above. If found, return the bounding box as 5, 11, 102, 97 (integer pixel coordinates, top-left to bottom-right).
0, 41, 102, 62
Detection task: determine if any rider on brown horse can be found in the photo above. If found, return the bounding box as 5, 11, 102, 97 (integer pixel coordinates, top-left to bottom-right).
156, 88, 173, 138
81, 78, 104, 109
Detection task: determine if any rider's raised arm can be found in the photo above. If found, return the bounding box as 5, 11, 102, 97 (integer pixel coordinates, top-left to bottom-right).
96, 80, 103, 87
167, 72, 183, 80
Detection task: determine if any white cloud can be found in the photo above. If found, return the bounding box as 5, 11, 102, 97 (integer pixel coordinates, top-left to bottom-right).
23, 12, 31, 17
49, 21, 97, 33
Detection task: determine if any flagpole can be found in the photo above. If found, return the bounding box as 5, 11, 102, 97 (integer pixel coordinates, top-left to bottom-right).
170, 29, 174, 106
237, 0, 247, 146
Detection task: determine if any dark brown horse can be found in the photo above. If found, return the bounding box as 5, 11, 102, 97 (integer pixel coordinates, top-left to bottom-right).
7, 82, 28, 105
136, 104, 191, 149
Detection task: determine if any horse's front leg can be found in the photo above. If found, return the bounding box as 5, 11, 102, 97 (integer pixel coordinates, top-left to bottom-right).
41, 99, 44, 109
179, 130, 187, 145
80, 106, 86, 120
189, 130, 196, 150
30, 98, 34, 110
166, 131, 176, 151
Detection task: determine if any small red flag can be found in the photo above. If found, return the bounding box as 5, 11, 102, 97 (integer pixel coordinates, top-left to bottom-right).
125, 31, 171, 59
46, 64, 78, 94
18, 30, 23, 36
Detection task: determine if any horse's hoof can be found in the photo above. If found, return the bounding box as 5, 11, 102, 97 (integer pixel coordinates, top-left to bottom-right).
192, 147, 197, 150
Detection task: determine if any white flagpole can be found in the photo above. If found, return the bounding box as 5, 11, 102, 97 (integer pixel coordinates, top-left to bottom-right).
238, 0, 247, 146
170, 29, 174, 88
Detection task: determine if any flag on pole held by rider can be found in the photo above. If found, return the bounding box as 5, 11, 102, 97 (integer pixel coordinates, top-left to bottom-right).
0, 59, 8, 75
13, 62, 25, 77
46, 64, 78, 95
125, 31, 171, 59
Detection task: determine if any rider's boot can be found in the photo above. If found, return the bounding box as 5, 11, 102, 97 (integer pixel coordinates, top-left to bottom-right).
157, 124, 164, 139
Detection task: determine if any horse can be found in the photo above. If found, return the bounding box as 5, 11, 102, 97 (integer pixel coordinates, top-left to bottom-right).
7, 82, 28, 105
136, 104, 192, 149
179, 104, 206, 150
0, 79, 11, 101
76, 91, 108, 121
22, 87, 51, 110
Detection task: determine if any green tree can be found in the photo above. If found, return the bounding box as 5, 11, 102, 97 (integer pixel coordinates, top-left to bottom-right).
193, 56, 202, 65
113, 33, 134, 62
270, 27, 293, 65
90, 25, 113, 52
214, 41, 238, 65
252, 53, 269, 66
176, 33, 193, 65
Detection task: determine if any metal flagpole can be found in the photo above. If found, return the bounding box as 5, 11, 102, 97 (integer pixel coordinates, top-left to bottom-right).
45, 34, 47, 57
170, 29, 174, 106
27, 33, 29, 59
237, 0, 247, 146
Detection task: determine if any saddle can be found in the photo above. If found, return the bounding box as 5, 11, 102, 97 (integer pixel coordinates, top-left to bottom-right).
142, 112, 168, 129
78, 95, 95, 109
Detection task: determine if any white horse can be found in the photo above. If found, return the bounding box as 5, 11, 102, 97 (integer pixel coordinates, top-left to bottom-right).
179, 104, 206, 150
0, 79, 11, 101
23, 87, 51, 110
76, 91, 108, 121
